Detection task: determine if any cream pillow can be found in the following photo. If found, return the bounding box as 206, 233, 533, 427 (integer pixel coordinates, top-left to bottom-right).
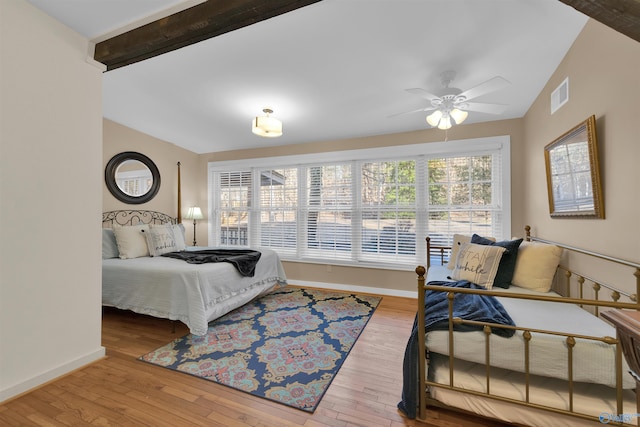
450, 242, 506, 289
511, 241, 563, 292
447, 234, 495, 269
446, 234, 472, 270
113, 224, 150, 259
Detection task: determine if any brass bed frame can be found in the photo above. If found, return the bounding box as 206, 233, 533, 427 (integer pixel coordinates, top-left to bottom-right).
415, 225, 640, 425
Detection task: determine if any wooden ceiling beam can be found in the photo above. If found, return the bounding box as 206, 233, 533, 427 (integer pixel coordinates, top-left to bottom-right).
95, 0, 639, 72
94, 0, 322, 71
559, 0, 640, 43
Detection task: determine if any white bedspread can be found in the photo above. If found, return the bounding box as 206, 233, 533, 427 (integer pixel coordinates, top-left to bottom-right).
102, 248, 287, 335
424, 266, 634, 389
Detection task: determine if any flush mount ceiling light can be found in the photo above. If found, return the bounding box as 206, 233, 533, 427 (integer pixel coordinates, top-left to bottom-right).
252, 108, 282, 138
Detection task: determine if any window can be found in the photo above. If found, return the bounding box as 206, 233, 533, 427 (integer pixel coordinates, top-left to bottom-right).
209, 137, 510, 269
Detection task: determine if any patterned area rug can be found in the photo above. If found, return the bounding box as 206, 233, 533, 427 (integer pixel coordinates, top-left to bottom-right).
139, 287, 381, 412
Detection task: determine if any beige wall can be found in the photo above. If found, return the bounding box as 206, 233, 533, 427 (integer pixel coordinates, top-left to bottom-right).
103, 119, 205, 245
0, 0, 104, 401
521, 19, 640, 276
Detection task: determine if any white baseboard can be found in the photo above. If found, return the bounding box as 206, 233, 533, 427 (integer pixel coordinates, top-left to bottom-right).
0, 346, 106, 403
291, 280, 418, 299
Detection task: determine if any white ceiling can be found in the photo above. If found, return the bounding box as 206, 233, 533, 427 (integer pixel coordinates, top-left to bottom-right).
28, 0, 588, 154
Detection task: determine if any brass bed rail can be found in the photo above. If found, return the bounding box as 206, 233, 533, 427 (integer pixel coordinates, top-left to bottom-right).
417, 226, 640, 425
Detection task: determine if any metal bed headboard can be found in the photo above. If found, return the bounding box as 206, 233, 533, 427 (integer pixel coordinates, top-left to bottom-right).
102, 210, 176, 227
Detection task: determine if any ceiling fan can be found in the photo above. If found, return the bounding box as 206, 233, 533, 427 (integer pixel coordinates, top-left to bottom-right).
391, 70, 510, 130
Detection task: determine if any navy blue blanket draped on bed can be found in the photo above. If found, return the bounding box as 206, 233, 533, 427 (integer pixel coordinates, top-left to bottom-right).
397, 280, 516, 419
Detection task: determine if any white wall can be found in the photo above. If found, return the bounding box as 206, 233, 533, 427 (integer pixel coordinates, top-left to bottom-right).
0, 0, 105, 401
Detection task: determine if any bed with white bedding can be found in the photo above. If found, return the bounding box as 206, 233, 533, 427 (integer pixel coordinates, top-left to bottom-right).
102, 210, 287, 335
399, 226, 640, 426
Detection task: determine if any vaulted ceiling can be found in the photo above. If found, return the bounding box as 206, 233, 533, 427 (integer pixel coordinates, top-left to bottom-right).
27, 0, 639, 154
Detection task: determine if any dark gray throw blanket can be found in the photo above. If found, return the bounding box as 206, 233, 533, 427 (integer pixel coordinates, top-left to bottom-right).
397, 280, 515, 419
162, 249, 261, 277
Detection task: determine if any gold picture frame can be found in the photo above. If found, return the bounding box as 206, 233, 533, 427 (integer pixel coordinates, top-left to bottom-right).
544, 115, 604, 218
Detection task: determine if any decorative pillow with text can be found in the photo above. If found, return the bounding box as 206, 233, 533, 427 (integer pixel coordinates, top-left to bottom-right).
451, 242, 506, 289
471, 234, 523, 289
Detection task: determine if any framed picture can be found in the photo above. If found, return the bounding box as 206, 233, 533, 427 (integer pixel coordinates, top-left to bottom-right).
544, 115, 604, 218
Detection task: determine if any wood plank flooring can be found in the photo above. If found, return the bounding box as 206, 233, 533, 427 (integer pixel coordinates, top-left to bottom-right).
0, 287, 511, 426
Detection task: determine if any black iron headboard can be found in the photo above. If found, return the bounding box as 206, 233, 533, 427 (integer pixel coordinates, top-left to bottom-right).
102, 210, 176, 227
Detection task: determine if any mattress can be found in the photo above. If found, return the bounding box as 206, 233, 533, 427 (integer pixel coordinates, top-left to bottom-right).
102, 247, 287, 335
424, 265, 635, 389
428, 353, 636, 427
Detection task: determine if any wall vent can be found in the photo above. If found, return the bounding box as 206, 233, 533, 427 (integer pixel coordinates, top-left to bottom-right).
551, 77, 569, 114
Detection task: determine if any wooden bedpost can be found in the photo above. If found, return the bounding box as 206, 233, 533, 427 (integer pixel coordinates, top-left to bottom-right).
525, 225, 531, 241
177, 161, 182, 223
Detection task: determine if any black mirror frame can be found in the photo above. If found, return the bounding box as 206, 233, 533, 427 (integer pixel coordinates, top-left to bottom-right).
105, 151, 161, 204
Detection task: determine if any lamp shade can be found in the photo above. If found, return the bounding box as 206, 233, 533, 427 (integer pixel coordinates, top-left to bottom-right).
426, 110, 443, 127
450, 108, 468, 124
437, 115, 452, 130
185, 206, 203, 220
252, 108, 282, 137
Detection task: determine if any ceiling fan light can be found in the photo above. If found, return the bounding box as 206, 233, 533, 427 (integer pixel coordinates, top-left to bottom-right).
450, 108, 468, 124
438, 116, 452, 130
252, 108, 283, 137
426, 110, 443, 127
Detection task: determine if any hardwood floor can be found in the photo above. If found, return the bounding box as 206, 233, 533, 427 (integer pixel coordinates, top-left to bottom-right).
0, 288, 510, 426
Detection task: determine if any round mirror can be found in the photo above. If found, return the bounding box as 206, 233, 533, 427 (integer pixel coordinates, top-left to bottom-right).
105, 152, 160, 204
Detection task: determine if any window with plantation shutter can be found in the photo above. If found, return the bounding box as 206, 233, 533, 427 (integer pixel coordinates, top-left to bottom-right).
358, 160, 418, 264
255, 168, 298, 257
302, 163, 353, 261
208, 136, 510, 269
214, 170, 251, 246
426, 153, 504, 262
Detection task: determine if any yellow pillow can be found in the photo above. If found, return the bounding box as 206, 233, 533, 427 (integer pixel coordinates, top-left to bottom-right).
511, 241, 563, 292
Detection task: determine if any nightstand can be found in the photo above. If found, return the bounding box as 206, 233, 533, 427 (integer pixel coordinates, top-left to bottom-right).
601, 309, 640, 421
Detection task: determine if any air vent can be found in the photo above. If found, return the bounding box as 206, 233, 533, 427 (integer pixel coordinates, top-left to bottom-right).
551, 77, 569, 114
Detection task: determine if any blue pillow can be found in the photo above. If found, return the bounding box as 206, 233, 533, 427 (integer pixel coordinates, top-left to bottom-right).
102, 228, 119, 259
471, 234, 523, 289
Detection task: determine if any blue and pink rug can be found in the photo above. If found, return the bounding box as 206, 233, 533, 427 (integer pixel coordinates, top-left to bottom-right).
139, 287, 381, 412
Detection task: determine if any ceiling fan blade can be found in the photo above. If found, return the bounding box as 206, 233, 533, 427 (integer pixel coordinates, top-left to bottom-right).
406, 88, 441, 102
388, 106, 436, 118
457, 76, 510, 101
463, 102, 509, 115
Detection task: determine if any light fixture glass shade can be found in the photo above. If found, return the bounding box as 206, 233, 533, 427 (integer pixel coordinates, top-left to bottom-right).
252, 109, 283, 137
426, 110, 443, 127
438, 116, 452, 130
450, 108, 468, 124
185, 206, 203, 220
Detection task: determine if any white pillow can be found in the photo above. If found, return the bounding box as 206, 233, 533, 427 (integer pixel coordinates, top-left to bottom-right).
511, 241, 563, 292
147, 224, 184, 256
113, 224, 150, 259
450, 242, 506, 289
150, 224, 186, 248
447, 234, 495, 269
446, 234, 472, 270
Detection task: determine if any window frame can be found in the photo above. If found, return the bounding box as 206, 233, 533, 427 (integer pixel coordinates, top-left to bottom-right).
208, 136, 511, 270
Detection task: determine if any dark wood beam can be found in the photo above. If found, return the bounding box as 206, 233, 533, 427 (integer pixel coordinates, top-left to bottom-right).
559, 0, 640, 43
94, 0, 323, 71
